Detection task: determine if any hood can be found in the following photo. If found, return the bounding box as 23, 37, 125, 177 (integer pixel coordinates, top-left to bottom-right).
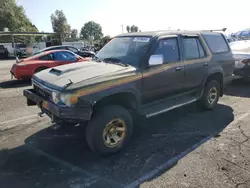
34, 61, 139, 90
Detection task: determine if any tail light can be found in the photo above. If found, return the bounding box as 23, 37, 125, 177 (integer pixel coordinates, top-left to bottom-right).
241, 58, 250, 65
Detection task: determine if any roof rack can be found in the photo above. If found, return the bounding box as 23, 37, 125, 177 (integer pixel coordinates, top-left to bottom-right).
202, 28, 227, 32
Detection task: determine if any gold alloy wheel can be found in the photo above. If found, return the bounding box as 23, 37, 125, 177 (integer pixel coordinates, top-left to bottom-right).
207, 87, 217, 104
103, 118, 126, 148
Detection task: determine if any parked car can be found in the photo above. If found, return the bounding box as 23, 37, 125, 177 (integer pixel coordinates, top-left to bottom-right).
35, 45, 96, 58
24, 30, 234, 155
15, 43, 27, 58
11, 50, 90, 80
230, 40, 250, 79
0, 45, 9, 58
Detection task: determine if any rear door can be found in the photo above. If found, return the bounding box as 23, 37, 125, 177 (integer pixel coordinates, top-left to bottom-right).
142, 35, 185, 103
181, 35, 210, 91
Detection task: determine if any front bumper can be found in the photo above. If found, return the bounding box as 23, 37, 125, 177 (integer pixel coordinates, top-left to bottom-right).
23, 89, 92, 121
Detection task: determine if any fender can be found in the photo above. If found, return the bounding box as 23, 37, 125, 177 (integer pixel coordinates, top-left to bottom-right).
202, 66, 224, 87
78, 79, 142, 109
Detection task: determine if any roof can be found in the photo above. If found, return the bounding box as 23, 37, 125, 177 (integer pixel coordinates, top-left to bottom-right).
44, 45, 75, 50
0, 31, 56, 36
36, 45, 76, 54
117, 30, 221, 37
34, 49, 77, 56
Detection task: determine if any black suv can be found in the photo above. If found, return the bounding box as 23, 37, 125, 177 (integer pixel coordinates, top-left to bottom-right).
24, 31, 234, 155
34, 45, 95, 58
0, 45, 9, 58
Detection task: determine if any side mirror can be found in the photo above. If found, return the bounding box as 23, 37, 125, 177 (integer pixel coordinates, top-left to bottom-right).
149, 54, 164, 66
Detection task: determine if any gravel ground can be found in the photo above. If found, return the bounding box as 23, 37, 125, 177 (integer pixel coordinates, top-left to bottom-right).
0, 60, 250, 188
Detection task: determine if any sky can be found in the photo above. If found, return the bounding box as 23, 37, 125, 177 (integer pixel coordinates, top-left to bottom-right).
16, 0, 250, 37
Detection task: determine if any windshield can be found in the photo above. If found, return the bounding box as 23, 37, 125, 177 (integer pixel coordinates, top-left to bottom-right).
96, 37, 151, 67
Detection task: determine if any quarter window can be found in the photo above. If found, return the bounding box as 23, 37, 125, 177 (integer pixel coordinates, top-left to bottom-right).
202, 33, 229, 53
154, 38, 180, 63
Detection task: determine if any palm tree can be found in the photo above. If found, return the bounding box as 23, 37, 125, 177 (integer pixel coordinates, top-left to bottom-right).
126, 26, 130, 33
130, 25, 135, 32
134, 26, 138, 32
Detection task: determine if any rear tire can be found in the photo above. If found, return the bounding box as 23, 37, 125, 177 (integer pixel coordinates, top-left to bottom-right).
86, 105, 133, 155
199, 80, 220, 110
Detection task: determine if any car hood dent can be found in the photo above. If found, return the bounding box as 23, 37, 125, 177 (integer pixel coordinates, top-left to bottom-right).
34, 61, 140, 90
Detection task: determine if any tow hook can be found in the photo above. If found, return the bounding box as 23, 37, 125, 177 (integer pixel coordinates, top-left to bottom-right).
38, 112, 44, 117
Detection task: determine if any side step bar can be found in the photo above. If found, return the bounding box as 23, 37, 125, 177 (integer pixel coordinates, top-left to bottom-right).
145, 98, 197, 118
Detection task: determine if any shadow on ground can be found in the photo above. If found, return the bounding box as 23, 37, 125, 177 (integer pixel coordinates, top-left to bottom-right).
0, 57, 16, 61
0, 79, 31, 89
225, 78, 250, 98
0, 104, 234, 188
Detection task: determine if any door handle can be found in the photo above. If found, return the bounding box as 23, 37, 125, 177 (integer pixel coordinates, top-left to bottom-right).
203, 62, 208, 66
175, 67, 182, 71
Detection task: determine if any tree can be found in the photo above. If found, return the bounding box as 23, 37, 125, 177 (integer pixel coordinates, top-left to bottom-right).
71, 29, 78, 38
80, 21, 103, 41
0, 0, 38, 32
130, 25, 135, 32
100, 35, 111, 48
51, 10, 71, 41
126, 25, 139, 33
126, 26, 130, 33
134, 26, 138, 32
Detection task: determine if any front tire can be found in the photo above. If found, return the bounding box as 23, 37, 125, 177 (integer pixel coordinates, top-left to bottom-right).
199, 80, 220, 110
86, 105, 133, 155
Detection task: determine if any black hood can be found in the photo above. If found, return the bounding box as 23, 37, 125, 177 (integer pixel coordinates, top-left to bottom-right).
34, 61, 139, 90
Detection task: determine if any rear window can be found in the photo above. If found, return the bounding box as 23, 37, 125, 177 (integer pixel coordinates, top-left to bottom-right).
202, 33, 229, 54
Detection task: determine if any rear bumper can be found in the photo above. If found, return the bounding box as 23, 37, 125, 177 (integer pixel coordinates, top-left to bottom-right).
23, 89, 92, 121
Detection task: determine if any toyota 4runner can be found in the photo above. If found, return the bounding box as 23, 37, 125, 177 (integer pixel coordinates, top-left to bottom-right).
24, 30, 234, 155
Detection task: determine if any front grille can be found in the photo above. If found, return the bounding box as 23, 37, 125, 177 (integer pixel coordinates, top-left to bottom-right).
34, 84, 52, 101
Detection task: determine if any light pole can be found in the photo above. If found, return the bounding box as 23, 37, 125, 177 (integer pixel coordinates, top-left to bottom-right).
121, 25, 124, 34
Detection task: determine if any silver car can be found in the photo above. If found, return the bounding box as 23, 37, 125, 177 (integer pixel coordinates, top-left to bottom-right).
230, 40, 250, 79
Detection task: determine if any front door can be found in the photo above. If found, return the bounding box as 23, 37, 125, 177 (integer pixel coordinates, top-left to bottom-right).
142, 36, 185, 104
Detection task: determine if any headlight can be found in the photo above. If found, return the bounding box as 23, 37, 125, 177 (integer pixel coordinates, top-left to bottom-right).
52, 91, 60, 104
52, 92, 79, 106
60, 93, 79, 106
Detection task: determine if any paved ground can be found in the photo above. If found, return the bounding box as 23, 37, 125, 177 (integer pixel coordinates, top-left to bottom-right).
0, 60, 250, 188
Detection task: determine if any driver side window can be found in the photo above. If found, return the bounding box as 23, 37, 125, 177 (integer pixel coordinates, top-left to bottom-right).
154, 38, 180, 64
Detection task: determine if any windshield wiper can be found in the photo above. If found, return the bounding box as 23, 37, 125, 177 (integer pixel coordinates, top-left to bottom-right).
103, 57, 128, 67
92, 55, 102, 62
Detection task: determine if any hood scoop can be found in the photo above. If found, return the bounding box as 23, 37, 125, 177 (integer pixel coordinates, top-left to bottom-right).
49, 67, 80, 76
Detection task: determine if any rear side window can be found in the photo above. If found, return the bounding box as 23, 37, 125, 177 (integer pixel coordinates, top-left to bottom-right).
154, 38, 180, 63
183, 37, 206, 60
203, 33, 229, 53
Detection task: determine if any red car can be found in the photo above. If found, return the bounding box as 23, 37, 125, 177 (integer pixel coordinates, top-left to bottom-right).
10, 50, 90, 80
